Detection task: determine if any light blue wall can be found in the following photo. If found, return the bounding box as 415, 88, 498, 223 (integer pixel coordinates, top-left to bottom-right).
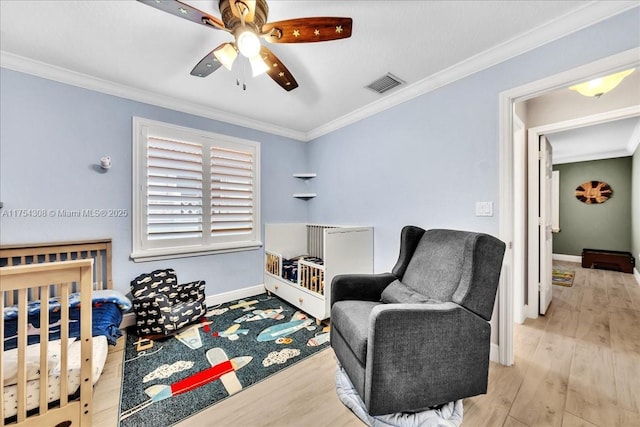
2, 7, 639, 294
0, 69, 307, 295
307, 7, 640, 272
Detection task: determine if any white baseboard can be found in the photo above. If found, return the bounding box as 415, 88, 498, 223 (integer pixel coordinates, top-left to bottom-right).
490, 343, 499, 363
634, 267, 640, 286
204, 284, 266, 307
552, 254, 581, 263
120, 283, 267, 329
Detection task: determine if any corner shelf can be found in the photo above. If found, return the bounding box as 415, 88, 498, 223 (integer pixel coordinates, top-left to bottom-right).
293, 193, 316, 200
293, 173, 316, 200
292, 173, 316, 179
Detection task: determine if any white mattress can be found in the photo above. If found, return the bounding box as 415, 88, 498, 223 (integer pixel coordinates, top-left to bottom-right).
3, 335, 109, 419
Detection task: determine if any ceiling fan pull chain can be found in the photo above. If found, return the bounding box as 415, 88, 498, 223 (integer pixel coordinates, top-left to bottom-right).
243, 59, 247, 91
236, 57, 241, 87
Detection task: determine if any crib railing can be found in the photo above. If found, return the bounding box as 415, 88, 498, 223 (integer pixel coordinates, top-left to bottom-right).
0, 239, 112, 305
264, 251, 325, 296
306, 225, 336, 258
1, 259, 94, 426
265, 252, 281, 276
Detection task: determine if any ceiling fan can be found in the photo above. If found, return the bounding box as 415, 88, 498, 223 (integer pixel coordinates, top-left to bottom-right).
138, 0, 353, 91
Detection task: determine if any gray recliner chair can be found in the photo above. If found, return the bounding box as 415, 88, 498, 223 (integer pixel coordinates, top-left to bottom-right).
330, 226, 506, 416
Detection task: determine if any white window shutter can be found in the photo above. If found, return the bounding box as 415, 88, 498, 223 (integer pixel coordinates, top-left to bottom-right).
210, 146, 254, 237
147, 136, 204, 240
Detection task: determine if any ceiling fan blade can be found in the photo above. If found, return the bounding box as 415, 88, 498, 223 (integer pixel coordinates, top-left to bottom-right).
137, 0, 226, 31
229, 0, 257, 23
261, 17, 352, 43
190, 45, 227, 77
260, 46, 298, 91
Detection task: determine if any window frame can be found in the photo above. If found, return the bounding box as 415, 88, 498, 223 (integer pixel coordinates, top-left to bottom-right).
131, 117, 261, 262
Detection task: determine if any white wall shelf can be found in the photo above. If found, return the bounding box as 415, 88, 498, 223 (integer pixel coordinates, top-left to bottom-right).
293, 193, 317, 200
293, 173, 316, 199
292, 173, 316, 179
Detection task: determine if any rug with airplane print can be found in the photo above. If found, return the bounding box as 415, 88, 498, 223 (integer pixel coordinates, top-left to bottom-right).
118, 293, 330, 427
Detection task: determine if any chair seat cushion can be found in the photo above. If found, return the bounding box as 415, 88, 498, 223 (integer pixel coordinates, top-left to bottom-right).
381, 279, 442, 304
332, 300, 380, 364
170, 300, 203, 317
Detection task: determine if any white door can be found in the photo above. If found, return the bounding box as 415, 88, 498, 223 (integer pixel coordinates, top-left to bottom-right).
539, 135, 553, 315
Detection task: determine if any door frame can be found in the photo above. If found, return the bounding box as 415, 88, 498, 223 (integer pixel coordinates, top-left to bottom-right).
497, 47, 640, 366
525, 105, 640, 319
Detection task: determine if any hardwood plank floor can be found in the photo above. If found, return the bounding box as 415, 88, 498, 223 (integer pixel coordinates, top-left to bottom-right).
92, 262, 640, 426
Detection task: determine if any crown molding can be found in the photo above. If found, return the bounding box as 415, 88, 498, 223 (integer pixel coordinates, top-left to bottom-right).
532, 105, 640, 164
1, 2, 638, 143
553, 149, 633, 165
306, 1, 640, 141
0, 51, 307, 142
628, 118, 640, 154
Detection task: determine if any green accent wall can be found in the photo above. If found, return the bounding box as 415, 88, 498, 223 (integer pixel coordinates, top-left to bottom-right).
553, 157, 632, 256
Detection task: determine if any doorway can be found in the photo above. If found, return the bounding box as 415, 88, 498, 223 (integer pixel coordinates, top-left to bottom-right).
497, 47, 640, 366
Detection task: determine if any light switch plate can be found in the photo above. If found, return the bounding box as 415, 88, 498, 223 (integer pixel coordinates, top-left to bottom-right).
475, 201, 493, 217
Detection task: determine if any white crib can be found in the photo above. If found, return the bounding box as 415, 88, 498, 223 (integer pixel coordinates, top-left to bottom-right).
264, 224, 373, 321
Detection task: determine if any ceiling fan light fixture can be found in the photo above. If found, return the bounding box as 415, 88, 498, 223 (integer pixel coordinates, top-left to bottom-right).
249, 54, 270, 77
236, 30, 261, 58
213, 44, 238, 71
569, 68, 635, 97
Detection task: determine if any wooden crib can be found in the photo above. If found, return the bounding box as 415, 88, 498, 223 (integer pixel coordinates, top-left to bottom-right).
1, 239, 113, 426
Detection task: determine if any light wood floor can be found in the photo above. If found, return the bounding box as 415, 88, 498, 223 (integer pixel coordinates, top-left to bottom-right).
93, 263, 640, 426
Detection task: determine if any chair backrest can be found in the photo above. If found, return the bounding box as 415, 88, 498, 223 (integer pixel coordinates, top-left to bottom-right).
399, 228, 505, 321
130, 268, 177, 299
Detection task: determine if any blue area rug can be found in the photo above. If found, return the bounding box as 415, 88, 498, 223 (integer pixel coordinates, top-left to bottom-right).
118, 293, 330, 426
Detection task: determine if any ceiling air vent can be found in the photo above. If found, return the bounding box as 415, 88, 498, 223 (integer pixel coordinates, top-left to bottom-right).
365, 73, 405, 94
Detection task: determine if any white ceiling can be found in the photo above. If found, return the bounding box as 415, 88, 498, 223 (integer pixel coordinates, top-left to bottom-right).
547, 116, 640, 164
0, 1, 638, 141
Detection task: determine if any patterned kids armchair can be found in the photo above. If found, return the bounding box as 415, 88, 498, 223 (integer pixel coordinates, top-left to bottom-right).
331, 226, 506, 416
130, 269, 206, 338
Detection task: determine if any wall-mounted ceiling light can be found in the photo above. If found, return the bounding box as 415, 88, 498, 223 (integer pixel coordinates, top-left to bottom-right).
569, 68, 635, 98
213, 43, 238, 71
249, 55, 269, 77
236, 30, 261, 58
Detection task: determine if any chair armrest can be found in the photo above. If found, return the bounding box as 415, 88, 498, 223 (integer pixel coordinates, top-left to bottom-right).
365, 303, 491, 413
331, 273, 397, 306
175, 280, 206, 302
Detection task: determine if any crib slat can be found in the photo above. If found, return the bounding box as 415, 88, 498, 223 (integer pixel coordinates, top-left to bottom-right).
60, 282, 70, 406
79, 261, 94, 425
106, 245, 113, 290
17, 288, 28, 422
39, 285, 50, 416
96, 250, 103, 290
